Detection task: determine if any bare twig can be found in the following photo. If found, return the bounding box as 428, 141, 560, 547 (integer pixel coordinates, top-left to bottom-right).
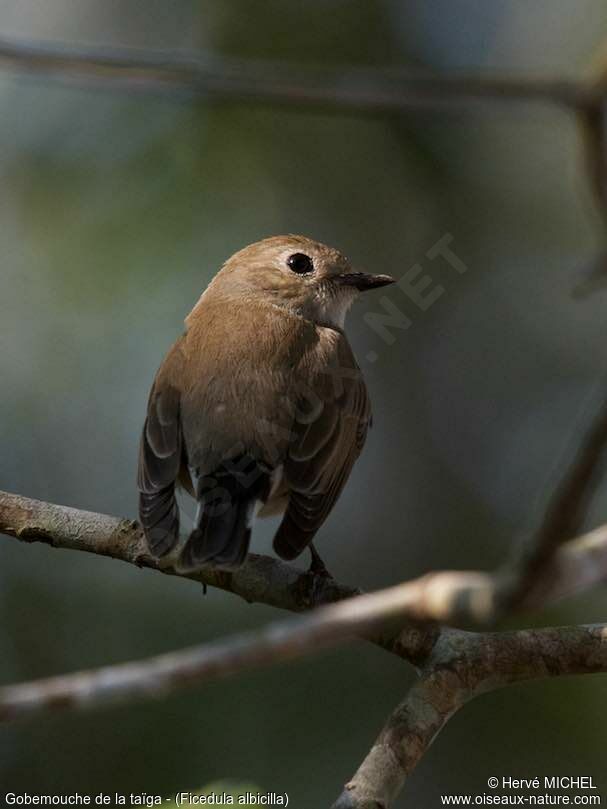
0, 546, 604, 737
499, 391, 607, 609
0, 583, 438, 722
0, 36, 597, 114
573, 45, 607, 295
332, 624, 607, 808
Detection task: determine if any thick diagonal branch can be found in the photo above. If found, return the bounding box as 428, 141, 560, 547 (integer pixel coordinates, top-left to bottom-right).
332, 672, 465, 809
332, 624, 607, 808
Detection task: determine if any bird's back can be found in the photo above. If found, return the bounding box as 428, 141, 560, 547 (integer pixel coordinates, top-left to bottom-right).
179, 293, 323, 475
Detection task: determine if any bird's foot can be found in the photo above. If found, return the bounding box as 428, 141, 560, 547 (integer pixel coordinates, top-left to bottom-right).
294, 544, 337, 608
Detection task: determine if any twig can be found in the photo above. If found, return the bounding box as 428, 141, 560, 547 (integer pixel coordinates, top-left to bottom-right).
0, 559, 605, 735
573, 44, 607, 295
0, 584, 438, 722
332, 624, 607, 808
499, 392, 607, 609
0, 36, 597, 114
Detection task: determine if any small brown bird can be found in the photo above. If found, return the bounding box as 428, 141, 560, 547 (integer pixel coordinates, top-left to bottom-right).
137, 235, 393, 572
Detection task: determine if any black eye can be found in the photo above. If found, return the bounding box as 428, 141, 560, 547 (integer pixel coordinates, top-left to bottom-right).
287, 253, 314, 274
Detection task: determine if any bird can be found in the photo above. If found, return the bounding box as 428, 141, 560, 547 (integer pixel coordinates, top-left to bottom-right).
137, 235, 394, 573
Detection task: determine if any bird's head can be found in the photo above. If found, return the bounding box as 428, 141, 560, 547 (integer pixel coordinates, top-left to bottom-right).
209, 235, 394, 329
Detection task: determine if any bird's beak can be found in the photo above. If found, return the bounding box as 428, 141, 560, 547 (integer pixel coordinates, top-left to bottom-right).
334, 272, 395, 292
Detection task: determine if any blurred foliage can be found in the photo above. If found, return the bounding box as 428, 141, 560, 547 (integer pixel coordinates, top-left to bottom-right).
1, 2, 607, 807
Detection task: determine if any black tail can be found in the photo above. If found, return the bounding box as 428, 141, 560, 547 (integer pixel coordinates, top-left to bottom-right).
179, 455, 269, 572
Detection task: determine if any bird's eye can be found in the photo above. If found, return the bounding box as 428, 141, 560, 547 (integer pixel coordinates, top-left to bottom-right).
286, 253, 314, 275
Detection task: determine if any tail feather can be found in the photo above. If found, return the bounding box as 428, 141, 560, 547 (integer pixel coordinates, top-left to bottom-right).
178, 456, 269, 572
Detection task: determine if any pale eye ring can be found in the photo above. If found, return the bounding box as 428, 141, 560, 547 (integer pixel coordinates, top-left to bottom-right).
286, 253, 314, 274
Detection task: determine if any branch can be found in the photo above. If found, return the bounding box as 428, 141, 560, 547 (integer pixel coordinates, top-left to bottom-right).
3, 489, 607, 629
0, 489, 433, 659
0, 582, 437, 722
2, 488, 607, 725
498, 390, 607, 609
2, 491, 607, 805
573, 45, 607, 295
0, 521, 605, 735
2, 490, 607, 632
0, 490, 360, 611
0, 36, 596, 114
332, 672, 464, 809
332, 623, 607, 808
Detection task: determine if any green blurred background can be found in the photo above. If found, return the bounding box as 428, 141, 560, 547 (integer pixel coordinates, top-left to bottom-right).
1, 1, 607, 806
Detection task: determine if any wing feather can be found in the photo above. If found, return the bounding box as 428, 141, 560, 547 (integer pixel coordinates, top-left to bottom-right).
137, 343, 184, 557
273, 332, 371, 561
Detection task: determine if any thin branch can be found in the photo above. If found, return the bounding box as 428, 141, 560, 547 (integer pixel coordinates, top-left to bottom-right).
499, 391, 607, 609
573, 44, 607, 296
2, 487, 607, 724
0, 582, 439, 722
3, 489, 607, 627
3, 490, 607, 632
0, 555, 604, 735
0, 36, 596, 114
0, 490, 360, 610
332, 624, 607, 808
0, 490, 439, 662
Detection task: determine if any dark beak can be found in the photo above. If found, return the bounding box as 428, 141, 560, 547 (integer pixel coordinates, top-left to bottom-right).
335, 272, 395, 291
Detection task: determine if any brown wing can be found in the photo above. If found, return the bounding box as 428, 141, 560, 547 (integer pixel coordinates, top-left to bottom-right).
272, 333, 371, 561
137, 341, 184, 557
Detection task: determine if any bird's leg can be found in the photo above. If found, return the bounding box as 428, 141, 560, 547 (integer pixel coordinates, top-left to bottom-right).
308, 543, 332, 579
